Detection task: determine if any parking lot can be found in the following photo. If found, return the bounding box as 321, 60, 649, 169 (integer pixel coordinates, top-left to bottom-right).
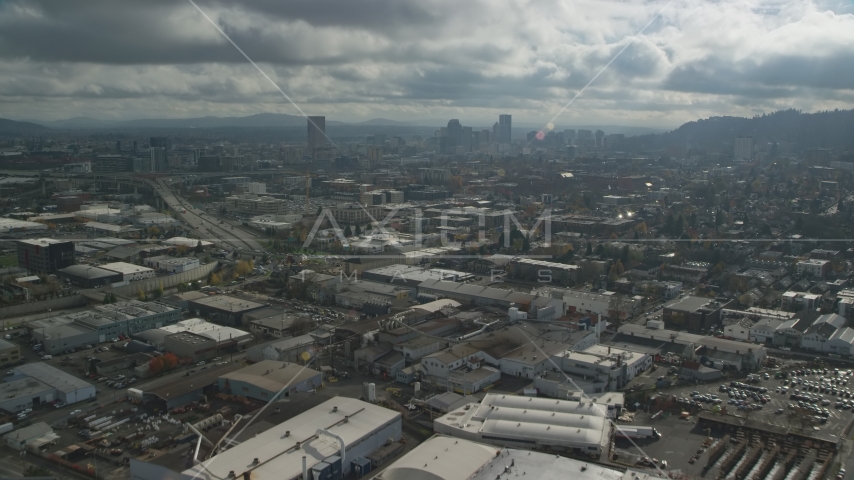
660, 366, 854, 440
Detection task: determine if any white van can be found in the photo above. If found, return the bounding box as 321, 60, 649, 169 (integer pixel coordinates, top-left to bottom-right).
41, 355, 52, 360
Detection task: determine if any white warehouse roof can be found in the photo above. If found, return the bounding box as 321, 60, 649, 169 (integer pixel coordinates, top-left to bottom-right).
182, 396, 401, 480
434, 394, 610, 453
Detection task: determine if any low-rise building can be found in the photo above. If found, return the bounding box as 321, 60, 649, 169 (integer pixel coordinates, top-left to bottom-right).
100, 262, 155, 281
245, 334, 316, 363
551, 344, 652, 391
217, 360, 322, 402
797, 259, 830, 278
663, 295, 728, 332
57, 264, 122, 288
0, 339, 21, 367
143, 256, 200, 273
30, 301, 182, 353
3, 422, 55, 451
433, 393, 612, 456
163, 331, 217, 362
9, 363, 96, 407
188, 294, 266, 326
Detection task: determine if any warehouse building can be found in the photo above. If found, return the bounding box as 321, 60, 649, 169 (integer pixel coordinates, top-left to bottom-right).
361, 264, 474, 288
138, 362, 242, 410
245, 334, 316, 363
30, 301, 182, 353
217, 360, 322, 401
158, 318, 253, 353
417, 279, 566, 319
188, 294, 266, 326
374, 435, 626, 480
99, 262, 155, 281
131, 397, 403, 480
434, 393, 612, 456
0, 339, 21, 368
17, 238, 75, 274
615, 323, 767, 371
143, 255, 200, 273
57, 264, 122, 288
0, 376, 55, 413
163, 332, 218, 363
0, 363, 96, 412
3, 422, 57, 452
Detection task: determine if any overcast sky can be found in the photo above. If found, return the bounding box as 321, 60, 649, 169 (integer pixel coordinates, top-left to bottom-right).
1, 0, 853, 128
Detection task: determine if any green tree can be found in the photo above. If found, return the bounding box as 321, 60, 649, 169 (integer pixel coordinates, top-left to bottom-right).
586, 242, 593, 256
195, 240, 204, 254
344, 225, 352, 237
354, 224, 361, 236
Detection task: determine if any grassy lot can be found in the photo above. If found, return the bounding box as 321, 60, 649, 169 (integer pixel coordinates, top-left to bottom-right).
0, 254, 17, 268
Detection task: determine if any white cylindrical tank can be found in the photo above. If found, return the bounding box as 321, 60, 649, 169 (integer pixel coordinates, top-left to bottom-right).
367, 383, 376, 402
414, 382, 421, 395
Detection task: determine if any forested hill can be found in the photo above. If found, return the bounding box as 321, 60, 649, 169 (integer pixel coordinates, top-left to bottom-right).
628, 109, 854, 152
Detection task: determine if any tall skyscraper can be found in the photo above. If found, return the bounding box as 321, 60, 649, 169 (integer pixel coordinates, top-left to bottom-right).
150, 147, 166, 172
498, 114, 512, 144
307, 116, 326, 158
594, 130, 605, 148
446, 119, 461, 153
734, 136, 754, 161
149, 136, 170, 151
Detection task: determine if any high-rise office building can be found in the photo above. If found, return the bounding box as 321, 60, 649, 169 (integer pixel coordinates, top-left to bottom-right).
594, 130, 605, 148
460, 126, 473, 152
150, 136, 170, 151
498, 114, 512, 144
564, 129, 576, 143
446, 119, 461, 153
150, 147, 166, 172
734, 136, 754, 161
307, 116, 326, 158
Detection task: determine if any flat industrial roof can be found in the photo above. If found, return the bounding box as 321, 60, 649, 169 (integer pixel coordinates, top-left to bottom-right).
182, 396, 401, 480
18, 238, 70, 246
435, 393, 611, 451
0, 377, 54, 404
58, 265, 118, 279
159, 318, 251, 343
146, 362, 242, 400
189, 294, 265, 312
100, 262, 154, 275
219, 360, 320, 393
13, 362, 94, 395
375, 435, 500, 480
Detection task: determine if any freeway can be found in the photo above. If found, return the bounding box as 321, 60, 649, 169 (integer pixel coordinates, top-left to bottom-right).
150, 177, 264, 252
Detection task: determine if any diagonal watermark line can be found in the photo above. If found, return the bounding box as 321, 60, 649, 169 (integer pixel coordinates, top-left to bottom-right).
188, 356, 317, 480
528, 0, 673, 146
187, 0, 343, 156
511, 324, 669, 477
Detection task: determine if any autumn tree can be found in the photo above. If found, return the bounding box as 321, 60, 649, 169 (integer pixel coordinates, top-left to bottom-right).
161, 353, 179, 370
209, 272, 222, 285
234, 260, 253, 276
149, 356, 165, 374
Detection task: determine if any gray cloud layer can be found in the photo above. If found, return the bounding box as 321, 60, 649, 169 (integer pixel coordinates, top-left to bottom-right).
0, 0, 852, 126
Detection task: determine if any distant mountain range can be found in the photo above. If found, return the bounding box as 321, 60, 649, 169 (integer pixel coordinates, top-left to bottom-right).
0, 118, 51, 136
